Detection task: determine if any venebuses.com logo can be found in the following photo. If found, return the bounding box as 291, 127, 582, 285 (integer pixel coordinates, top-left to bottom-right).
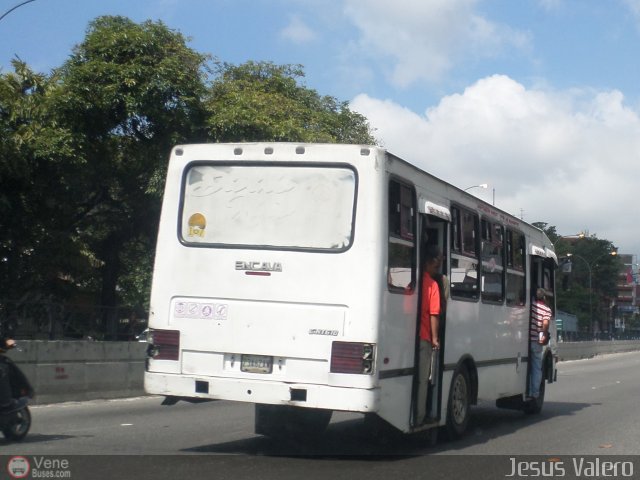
6, 456, 72, 478
7, 456, 30, 479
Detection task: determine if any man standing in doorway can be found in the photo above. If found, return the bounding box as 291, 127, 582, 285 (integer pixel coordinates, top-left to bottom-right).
529, 288, 551, 399
417, 245, 442, 424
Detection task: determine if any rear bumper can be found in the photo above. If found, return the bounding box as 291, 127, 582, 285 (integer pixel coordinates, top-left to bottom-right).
145, 371, 379, 413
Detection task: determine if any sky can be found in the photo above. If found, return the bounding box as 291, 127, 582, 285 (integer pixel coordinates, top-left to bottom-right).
2, 0, 640, 259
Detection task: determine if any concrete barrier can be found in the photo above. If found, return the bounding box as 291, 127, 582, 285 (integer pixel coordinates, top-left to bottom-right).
556, 340, 640, 361
7, 341, 147, 404
4, 339, 640, 404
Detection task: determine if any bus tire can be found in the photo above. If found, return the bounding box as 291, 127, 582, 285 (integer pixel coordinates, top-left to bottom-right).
255, 404, 332, 439
445, 365, 471, 440
523, 375, 546, 415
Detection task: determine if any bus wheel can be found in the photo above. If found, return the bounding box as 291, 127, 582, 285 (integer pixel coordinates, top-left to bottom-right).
255, 404, 332, 439
523, 376, 546, 415
291, 407, 332, 436
445, 366, 470, 440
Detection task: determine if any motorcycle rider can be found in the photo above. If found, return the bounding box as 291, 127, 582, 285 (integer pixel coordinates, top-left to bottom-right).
0, 320, 17, 411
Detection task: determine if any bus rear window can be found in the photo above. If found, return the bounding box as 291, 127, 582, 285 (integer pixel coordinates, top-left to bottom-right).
180, 163, 357, 251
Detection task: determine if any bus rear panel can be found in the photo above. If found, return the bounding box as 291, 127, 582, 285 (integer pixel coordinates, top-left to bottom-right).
145, 143, 385, 418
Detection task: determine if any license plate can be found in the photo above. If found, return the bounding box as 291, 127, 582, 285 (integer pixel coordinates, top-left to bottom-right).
241, 354, 273, 374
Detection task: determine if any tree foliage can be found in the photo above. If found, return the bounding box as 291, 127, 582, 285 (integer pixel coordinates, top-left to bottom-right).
0, 60, 80, 303
0, 16, 377, 331
537, 223, 621, 332
52, 16, 209, 309
206, 61, 376, 144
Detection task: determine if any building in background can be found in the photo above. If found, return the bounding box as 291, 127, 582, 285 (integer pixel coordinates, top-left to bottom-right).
613, 254, 638, 335
556, 310, 578, 342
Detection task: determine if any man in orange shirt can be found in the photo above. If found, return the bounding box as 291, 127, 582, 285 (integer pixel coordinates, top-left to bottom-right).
417, 245, 442, 425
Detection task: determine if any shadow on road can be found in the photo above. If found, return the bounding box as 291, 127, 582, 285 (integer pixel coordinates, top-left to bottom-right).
443, 400, 593, 453
0, 433, 80, 446
183, 400, 592, 458
185, 416, 420, 458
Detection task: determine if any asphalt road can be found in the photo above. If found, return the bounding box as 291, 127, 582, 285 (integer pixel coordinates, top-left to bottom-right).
1, 351, 639, 479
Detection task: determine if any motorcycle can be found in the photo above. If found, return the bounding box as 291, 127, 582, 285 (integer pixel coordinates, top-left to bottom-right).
0, 345, 34, 442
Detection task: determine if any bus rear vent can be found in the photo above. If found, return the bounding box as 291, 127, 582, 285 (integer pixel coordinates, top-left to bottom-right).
290, 389, 307, 402
195, 381, 209, 394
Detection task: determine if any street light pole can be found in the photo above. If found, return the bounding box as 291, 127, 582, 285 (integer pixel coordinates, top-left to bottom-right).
0, 0, 36, 23
463, 183, 488, 192
463, 184, 494, 205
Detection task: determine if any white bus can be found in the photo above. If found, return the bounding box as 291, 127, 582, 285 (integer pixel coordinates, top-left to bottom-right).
144, 142, 558, 440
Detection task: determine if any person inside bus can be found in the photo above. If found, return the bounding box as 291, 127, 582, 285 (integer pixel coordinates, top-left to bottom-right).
417, 245, 442, 424
529, 287, 551, 400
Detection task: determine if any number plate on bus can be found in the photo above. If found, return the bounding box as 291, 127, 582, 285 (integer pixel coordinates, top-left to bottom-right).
241, 355, 273, 374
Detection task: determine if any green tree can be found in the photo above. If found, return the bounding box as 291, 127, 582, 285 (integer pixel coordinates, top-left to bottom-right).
205, 61, 376, 144
538, 224, 620, 333
0, 60, 83, 304
2, 17, 378, 339
53, 16, 209, 320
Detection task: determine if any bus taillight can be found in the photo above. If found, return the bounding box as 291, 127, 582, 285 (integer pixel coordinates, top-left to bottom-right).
330, 341, 375, 375
147, 329, 180, 361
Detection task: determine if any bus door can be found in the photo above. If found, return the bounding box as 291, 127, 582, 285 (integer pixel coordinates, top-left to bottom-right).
540, 255, 557, 383
528, 253, 557, 394
412, 208, 449, 427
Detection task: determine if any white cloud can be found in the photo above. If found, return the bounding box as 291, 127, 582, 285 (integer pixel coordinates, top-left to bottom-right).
352, 75, 640, 254
621, 0, 640, 33
537, 0, 563, 11
343, 0, 530, 87
280, 15, 317, 44
622, 0, 640, 16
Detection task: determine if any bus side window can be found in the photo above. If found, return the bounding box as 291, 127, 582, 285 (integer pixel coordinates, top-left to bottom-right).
388, 180, 416, 292
505, 230, 526, 307
450, 206, 479, 300
481, 220, 505, 303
